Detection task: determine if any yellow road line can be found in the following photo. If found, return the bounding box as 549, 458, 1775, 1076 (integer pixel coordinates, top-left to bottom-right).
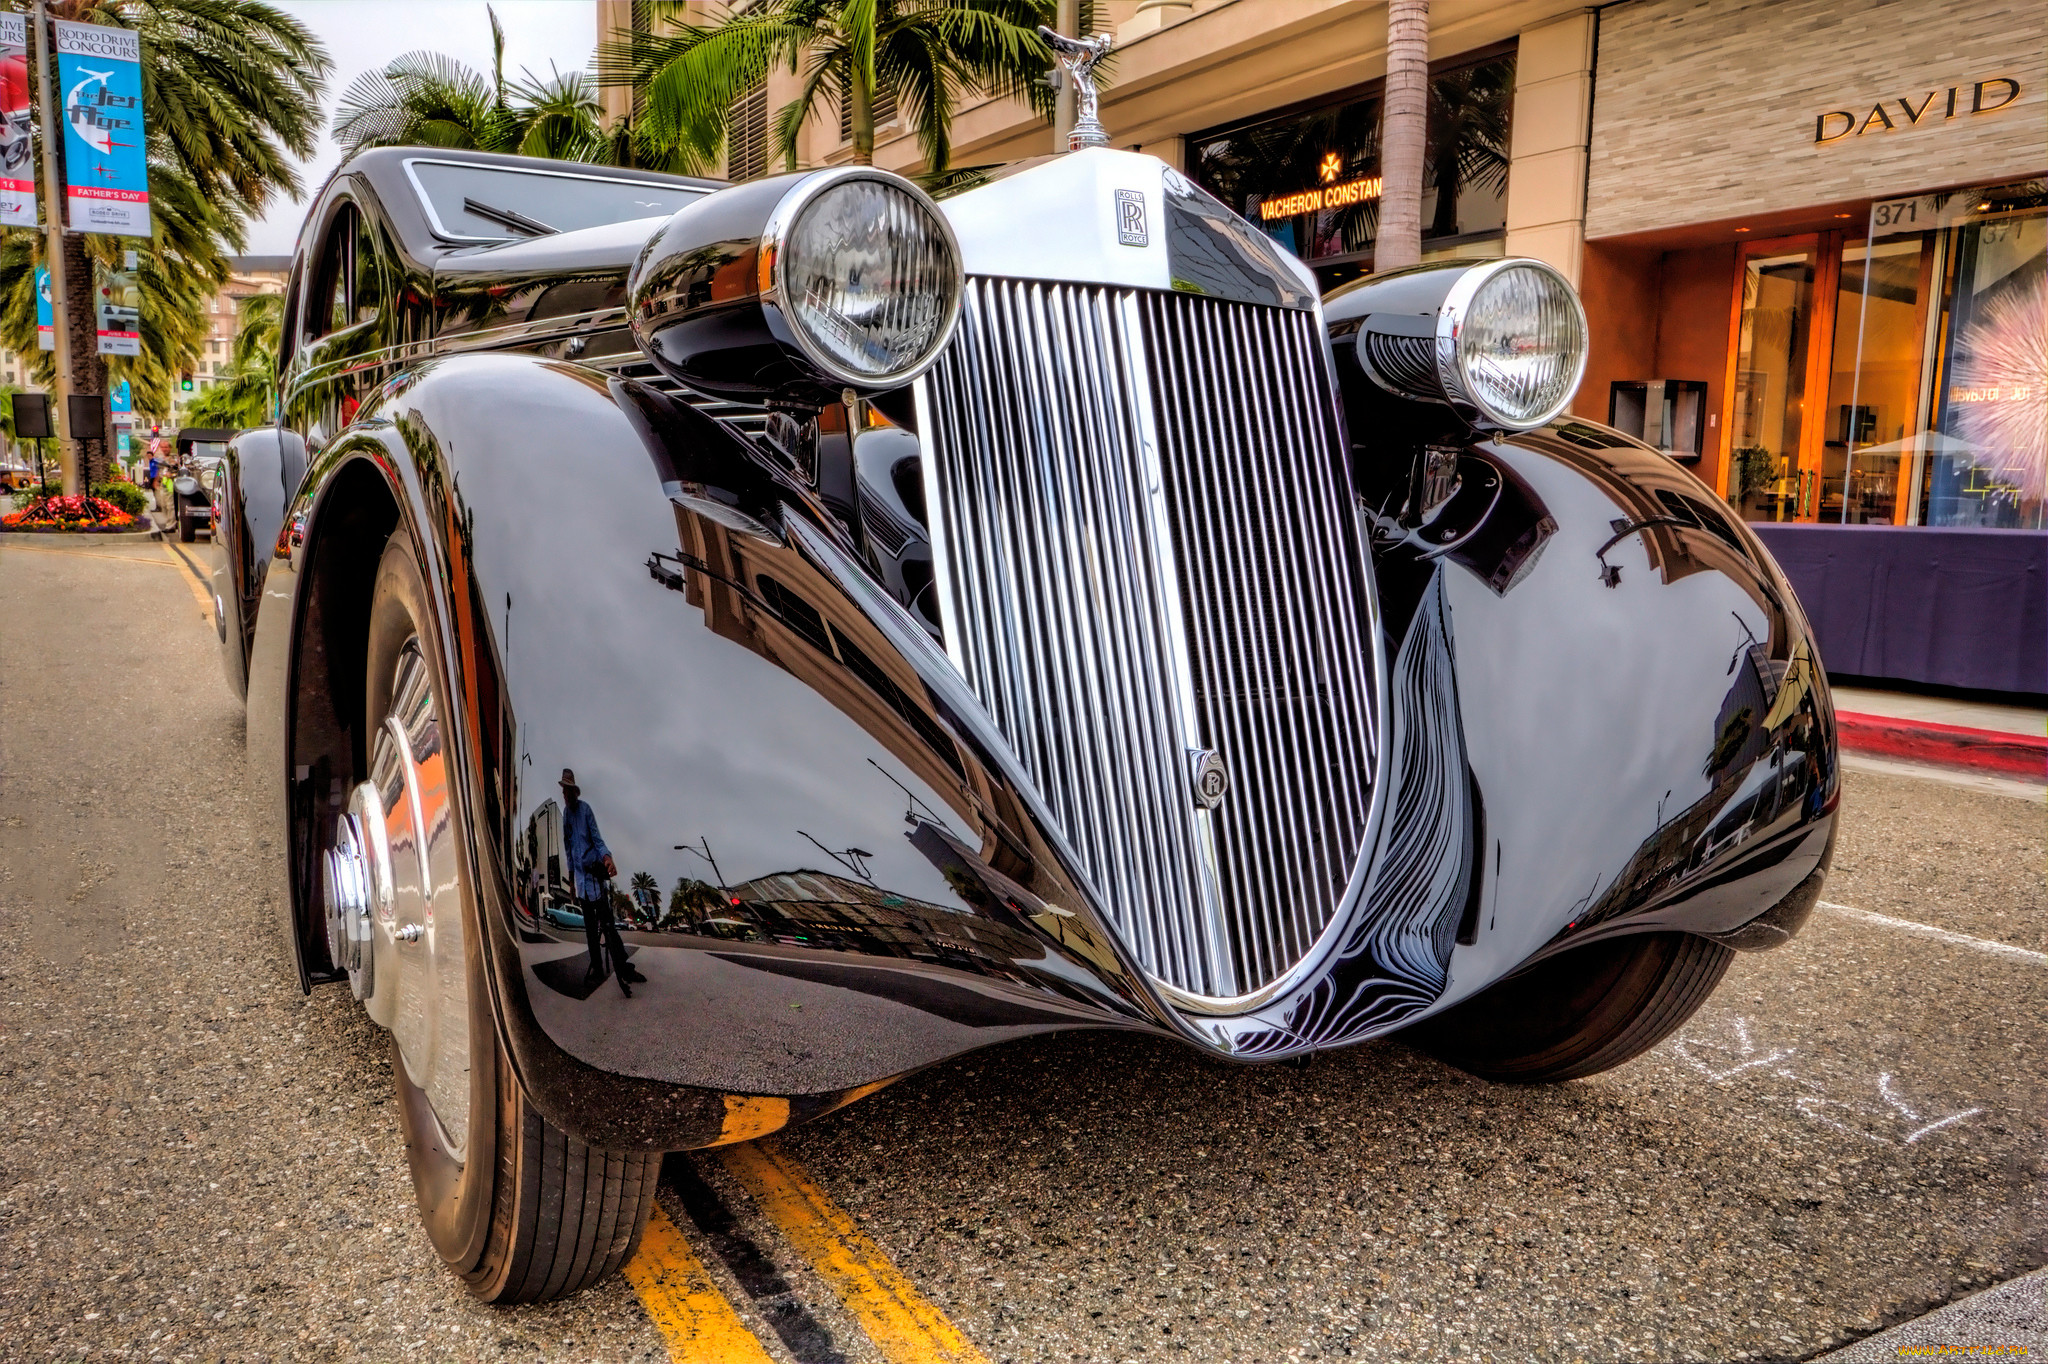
161, 544, 215, 621
720, 1140, 991, 1364
622, 1202, 777, 1364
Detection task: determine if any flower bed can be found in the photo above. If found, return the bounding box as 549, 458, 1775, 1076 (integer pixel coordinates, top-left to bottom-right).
1, 494, 140, 532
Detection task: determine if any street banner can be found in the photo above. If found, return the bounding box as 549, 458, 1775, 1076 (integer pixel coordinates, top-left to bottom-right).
0, 14, 36, 229
95, 264, 139, 355
54, 20, 148, 237
35, 265, 52, 350
111, 377, 131, 425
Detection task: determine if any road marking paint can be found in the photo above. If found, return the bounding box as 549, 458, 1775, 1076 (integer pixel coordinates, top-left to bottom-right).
721, 1139, 991, 1364
622, 1201, 777, 1364
1819, 900, 2048, 967
715, 1096, 792, 1145
0, 542, 177, 567
670, 1156, 852, 1362
160, 544, 215, 621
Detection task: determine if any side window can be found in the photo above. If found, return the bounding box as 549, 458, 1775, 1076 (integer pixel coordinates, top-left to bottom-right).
351, 207, 381, 325
302, 202, 380, 344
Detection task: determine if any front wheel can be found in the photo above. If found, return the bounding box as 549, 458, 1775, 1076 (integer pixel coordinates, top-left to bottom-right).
1407, 932, 1734, 1083
178, 507, 196, 542
351, 528, 659, 1300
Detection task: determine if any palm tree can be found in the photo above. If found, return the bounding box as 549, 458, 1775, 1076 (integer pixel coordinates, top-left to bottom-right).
1376, 0, 1429, 270
185, 292, 283, 429
0, 0, 327, 487
333, 8, 629, 167
604, 0, 1057, 177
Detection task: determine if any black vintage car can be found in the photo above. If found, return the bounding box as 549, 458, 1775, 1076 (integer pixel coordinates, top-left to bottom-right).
167, 426, 231, 542
214, 139, 1837, 1302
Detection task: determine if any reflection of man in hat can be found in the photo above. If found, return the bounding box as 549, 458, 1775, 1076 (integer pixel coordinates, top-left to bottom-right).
559, 767, 643, 996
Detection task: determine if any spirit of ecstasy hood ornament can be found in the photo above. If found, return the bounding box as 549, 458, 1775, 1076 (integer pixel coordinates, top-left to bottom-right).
1039, 26, 1114, 151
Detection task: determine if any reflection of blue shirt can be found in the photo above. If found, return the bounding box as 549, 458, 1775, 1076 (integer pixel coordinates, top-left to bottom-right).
562, 798, 612, 901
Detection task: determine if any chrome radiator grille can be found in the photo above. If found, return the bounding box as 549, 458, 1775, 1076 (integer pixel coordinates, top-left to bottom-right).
919, 278, 1378, 999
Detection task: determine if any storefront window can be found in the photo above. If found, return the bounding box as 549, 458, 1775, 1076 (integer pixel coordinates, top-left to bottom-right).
1823, 238, 1928, 524
1189, 47, 1514, 290
1731, 246, 1820, 522
1833, 180, 2045, 530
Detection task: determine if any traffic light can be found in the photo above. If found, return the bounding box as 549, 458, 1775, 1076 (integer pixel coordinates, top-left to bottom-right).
179, 371, 193, 392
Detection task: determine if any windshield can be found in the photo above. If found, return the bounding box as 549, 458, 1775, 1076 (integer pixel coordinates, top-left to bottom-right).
406, 160, 708, 242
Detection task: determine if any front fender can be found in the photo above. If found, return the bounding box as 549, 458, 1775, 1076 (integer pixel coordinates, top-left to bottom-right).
261, 353, 1192, 1148
1423, 422, 1839, 1010
215, 426, 306, 700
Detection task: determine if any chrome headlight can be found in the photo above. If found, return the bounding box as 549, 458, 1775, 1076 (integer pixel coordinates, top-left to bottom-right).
1332, 257, 1588, 432
630, 166, 962, 405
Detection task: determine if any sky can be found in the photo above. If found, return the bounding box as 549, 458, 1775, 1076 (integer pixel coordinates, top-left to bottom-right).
244, 1, 600, 256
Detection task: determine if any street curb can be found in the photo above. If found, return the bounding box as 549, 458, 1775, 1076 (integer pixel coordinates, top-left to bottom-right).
0, 525, 156, 538
1837, 710, 2047, 780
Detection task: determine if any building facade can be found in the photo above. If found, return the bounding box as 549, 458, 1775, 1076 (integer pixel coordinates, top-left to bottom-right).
596, 0, 2043, 693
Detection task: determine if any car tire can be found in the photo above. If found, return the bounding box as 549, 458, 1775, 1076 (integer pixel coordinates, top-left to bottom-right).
1407, 931, 1734, 1083
178, 508, 196, 542
365, 529, 660, 1301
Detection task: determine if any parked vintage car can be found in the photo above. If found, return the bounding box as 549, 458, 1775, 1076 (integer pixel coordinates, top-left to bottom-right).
167, 427, 231, 542
215, 135, 1837, 1302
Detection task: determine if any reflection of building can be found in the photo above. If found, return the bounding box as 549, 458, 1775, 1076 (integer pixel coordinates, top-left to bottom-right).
599, 2, 2041, 696
1521, 423, 1772, 598
1574, 635, 1825, 934
599, 3, 1599, 293
641, 489, 1134, 1000
514, 795, 567, 916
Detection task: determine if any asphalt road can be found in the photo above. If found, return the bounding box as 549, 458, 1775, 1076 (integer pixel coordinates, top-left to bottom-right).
2, 531, 2042, 1364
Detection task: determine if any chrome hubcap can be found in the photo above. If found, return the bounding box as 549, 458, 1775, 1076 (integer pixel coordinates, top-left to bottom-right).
324, 639, 471, 1159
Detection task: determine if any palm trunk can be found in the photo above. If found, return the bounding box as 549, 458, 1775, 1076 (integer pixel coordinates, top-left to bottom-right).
849, 61, 874, 165
1376, 0, 1429, 271
59, 230, 110, 492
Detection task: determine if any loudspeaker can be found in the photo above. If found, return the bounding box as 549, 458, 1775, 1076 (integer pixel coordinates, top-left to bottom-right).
67, 392, 106, 435
11, 390, 51, 439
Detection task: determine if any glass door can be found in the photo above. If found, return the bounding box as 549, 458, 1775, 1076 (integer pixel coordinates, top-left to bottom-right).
1825, 236, 1937, 523
1727, 236, 1840, 521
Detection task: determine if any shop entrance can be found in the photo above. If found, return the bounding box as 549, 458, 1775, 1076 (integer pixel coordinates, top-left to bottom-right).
1728, 234, 1837, 522
1720, 182, 2043, 530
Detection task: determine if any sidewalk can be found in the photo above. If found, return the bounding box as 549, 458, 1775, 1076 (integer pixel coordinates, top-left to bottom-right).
1833, 685, 2047, 782
1819, 1265, 2048, 1360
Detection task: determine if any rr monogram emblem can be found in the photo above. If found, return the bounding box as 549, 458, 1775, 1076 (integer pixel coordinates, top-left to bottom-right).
1115, 189, 1147, 246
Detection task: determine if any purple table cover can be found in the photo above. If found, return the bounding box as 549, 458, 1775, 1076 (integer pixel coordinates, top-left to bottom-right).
1747, 524, 2047, 698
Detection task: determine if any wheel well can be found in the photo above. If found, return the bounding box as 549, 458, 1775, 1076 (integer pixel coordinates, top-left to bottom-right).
285, 458, 401, 979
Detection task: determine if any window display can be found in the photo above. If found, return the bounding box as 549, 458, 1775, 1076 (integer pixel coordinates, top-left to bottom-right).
1189, 47, 1514, 289
1833, 180, 2045, 530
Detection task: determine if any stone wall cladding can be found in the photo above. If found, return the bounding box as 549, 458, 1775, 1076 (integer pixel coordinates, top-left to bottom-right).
1585, 0, 2045, 239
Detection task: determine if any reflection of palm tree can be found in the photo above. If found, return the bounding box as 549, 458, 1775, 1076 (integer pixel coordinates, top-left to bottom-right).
667, 877, 729, 925
1425, 60, 1511, 239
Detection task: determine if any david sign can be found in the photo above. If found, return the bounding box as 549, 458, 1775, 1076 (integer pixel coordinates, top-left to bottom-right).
55, 20, 148, 237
